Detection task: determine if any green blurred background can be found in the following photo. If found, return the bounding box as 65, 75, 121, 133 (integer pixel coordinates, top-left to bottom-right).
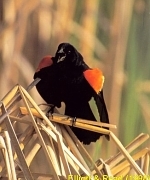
0, 0, 150, 163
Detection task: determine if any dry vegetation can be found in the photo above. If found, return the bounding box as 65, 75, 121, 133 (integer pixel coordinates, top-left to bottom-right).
0, 83, 149, 179
0, 0, 150, 179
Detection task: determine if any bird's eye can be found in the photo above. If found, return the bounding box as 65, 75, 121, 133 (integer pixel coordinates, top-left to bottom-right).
68, 50, 71, 54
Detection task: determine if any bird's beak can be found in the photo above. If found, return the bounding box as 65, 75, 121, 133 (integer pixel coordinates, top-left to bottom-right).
57, 48, 66, 63
58, 48, 64, 54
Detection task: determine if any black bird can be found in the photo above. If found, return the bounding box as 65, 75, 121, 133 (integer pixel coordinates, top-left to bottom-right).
34, 56, 62, 110
52, 43, 109, 144
34, 43, 109, 144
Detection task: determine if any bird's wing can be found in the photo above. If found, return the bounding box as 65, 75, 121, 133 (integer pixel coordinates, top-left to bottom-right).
83, 68, 109, 124
93, 90, 110, 140
83, 68, 104, 94
35, 56, 53, 72
93, 90, 109, 125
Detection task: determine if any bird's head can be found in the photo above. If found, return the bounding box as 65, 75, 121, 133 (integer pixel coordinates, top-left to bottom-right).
53, 43, 84, 68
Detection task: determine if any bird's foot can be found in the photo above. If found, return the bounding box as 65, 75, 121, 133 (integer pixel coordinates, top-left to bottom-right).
72, 117, 77, 127
37, 103, 55, 118
46, 105, 55, 118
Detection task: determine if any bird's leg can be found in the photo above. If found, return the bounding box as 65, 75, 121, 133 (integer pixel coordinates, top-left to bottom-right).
38, 103, 55, 118
46, 105, 55, 118
72, 117, 77, 127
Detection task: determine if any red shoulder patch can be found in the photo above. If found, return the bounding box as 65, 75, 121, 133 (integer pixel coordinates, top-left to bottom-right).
83, 68, 104, 93
36, 56, 53, 72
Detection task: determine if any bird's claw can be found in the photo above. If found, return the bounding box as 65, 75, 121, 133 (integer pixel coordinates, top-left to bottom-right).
46, 105, 55, 118
72, 117, 77, 127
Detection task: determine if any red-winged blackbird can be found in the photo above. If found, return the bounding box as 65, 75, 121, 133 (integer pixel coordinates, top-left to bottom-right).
34, 56, 62, 111
34, 43, 109, 144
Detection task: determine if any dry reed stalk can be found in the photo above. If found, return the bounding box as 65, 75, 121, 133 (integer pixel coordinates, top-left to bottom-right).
53, 127, 79, 176
56, 129, 71, 176
0, 136, 12, 179
0, 79, 40, 125
1, 103, 34, 180
0, 149, 8, 177
24, 136, 41, 167
51, 113, 116, 130
110, 132, 145, 175
111, 148, 149, 175
66, 157, 80, 176
1, 85, 19, 109
18, 86, 60, 180
17, 126, 35, 145
10, 115, 32, 125
19, 107, 116, 129
19, 107, 111, 135
101, 160, 113, 177
95, 158, 112, 177
41, 130, 61, 175
105, 133, 149, 169
12, 126, 35, 164
61, 126, 92, 173
143, 153, 149, 174
50, 134, 68, 176
39, 121, 90, 175
65, 125, 103, 177
115, 166, 131, 177
4, 131, 17, 180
